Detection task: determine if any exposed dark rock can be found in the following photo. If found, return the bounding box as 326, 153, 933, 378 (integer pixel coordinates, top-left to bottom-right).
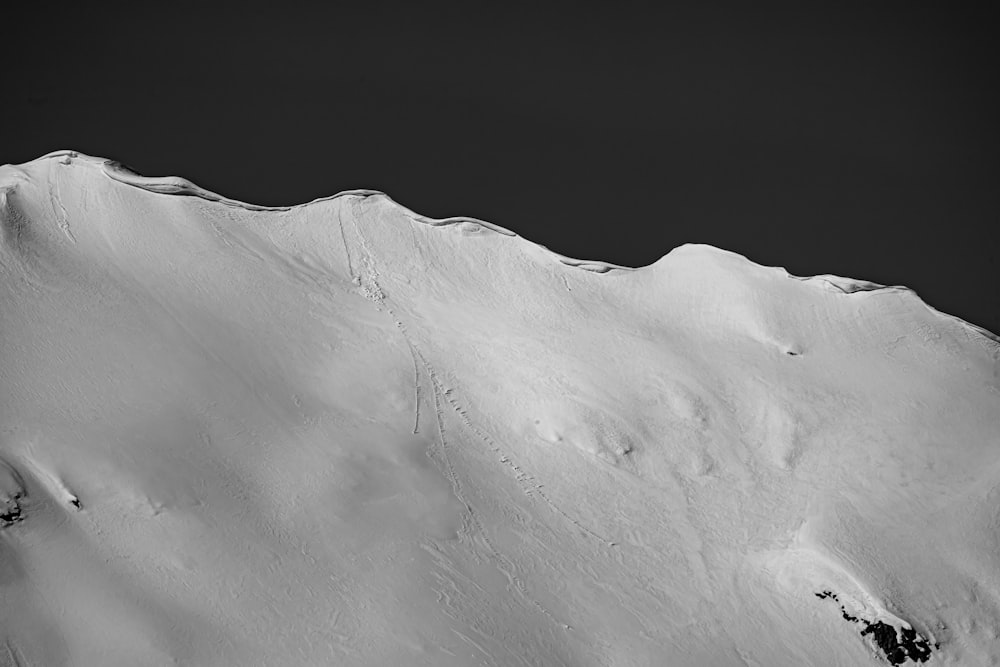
861, 622, 933, 665
815, 590, 934, 664
0, 496, 23, 526
0, 458, 26, 527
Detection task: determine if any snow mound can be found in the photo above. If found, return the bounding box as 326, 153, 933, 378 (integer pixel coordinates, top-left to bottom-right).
1, 151, 998, 666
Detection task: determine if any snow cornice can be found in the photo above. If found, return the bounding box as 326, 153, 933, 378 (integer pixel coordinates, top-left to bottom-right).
10, 150, 999, 344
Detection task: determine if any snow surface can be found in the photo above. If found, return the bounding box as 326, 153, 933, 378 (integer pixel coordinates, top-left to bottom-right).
1, 150, 999, 666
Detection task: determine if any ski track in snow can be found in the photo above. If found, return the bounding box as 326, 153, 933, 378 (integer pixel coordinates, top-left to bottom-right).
438, 384, 615, 547
343, 208, 611, 648
408, 341, 422, 435
336, 208, 355, 282
2, 640, 25, 667
348, 207, 612, 547
49, 167, 76, 245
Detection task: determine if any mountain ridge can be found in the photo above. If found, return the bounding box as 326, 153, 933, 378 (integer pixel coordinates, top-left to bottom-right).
4, 149, 996, 347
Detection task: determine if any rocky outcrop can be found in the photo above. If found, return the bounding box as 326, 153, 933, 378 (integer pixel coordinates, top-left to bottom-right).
816, 591, 934, 664
0, 458, 26, 527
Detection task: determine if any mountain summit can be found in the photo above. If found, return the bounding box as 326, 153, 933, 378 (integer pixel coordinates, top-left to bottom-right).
2, 151, 998, 665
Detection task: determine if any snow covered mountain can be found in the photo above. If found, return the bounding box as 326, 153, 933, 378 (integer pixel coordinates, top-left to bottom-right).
1, 150, 998, 666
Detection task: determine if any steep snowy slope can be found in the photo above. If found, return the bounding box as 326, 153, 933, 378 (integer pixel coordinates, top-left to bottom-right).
1, 150, 998, 666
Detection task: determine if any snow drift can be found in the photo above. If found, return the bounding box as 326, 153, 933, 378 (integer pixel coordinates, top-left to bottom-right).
1, 150, 998, 666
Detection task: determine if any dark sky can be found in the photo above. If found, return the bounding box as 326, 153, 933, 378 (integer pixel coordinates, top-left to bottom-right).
5, 2, 998, 334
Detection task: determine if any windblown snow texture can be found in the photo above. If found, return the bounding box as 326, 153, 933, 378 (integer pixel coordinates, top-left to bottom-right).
1, 151, 998, 666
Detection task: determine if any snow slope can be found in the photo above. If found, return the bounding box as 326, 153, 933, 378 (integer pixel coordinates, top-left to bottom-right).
1, 150, 998, 666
